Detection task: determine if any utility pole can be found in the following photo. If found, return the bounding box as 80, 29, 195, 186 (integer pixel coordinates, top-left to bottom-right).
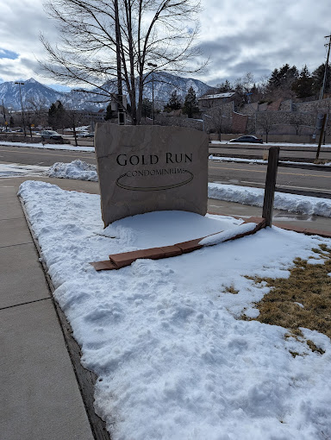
319, 34, 331, 100
15, 81, 26, 136
315, 34, 331, 160
2, 100, 7, 131
114, 0, 125, 125
148, 63, 157, 124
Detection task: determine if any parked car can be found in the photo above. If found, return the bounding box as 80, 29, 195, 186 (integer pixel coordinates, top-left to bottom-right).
77, 131, 94, 138
230, 135, 263, 144
40, 130, 63, 141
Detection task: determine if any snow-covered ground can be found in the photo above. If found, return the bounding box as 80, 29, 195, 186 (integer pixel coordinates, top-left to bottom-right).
209, 183, 331, 218
210, 140, 331, 148
18, 179, 331, 440
0, 140, 94, 152
0, 163, 49, 178
209, 154, 331, 167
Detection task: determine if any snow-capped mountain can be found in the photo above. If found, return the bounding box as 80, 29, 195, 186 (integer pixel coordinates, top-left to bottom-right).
0, 78, 67, 111
0, 74, 212, 112
143, 72, 212, 108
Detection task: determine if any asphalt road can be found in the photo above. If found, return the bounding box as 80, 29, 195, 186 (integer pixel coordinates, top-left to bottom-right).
0, 144, 97, 167
210, 142, 331, 163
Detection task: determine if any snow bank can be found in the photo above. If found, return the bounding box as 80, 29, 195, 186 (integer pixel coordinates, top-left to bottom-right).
0, 140, 94, 152
18, 180, 331, 440
45, 159, 98, 181
209, 183, 331, 218
209, 154, 331, 167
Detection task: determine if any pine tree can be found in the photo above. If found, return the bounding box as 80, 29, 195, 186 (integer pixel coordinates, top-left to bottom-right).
48, 100, 66, 129
291, 65, 314, 99
141, 98, 152, 118
312, 63, 331, 96
217, 80, 232, 92
104, 102, 114, 121
267, 64, 298, 95
164, 90, 182, 112
183, 86, 199, 118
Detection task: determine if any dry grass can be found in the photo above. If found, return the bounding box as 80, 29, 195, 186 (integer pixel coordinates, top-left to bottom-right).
224, 284, 239, 295
244, 244, 331, 342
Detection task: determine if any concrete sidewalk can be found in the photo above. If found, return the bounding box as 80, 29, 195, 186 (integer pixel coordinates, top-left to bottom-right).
0, 175, 330, 440
0, 177, 96, 440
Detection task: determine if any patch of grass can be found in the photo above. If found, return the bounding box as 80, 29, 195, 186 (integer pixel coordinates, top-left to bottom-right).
244, 245, 331, 341
224, 284, 239, 295
314, 159, 329, 165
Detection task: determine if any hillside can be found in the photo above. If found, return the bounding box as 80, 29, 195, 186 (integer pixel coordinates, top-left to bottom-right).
0, 74, 212, 112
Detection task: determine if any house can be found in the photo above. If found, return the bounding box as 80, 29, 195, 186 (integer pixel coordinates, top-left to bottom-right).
198, 92, 236, 111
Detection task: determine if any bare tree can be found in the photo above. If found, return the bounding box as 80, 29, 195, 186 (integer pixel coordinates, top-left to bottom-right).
289, 113, 304, 136
256, 112, 275, 143
25, 97, 49, 128
40, 0, 203, 125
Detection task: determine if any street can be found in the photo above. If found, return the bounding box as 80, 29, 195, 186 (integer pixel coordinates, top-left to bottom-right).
0, 144, 97, 167
210, 142, 331, 163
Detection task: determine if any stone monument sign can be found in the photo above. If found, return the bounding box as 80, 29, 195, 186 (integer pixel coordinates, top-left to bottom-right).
95, 123, 208, 226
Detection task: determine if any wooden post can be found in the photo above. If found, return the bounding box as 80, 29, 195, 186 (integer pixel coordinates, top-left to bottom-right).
262, 146, 280, 227
315, 114, 327, 161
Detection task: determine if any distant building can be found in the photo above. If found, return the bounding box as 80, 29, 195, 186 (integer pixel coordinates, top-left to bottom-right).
198, 92, 236, 110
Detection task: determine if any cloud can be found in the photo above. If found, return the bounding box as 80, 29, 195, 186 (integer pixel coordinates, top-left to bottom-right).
0, 0, 330, 88
197, 0, 331, 85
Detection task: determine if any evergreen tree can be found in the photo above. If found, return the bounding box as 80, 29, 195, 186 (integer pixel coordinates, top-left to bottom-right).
291, 65, 314, 98
183, 86, 199, 118
104, 102, 114, 121
268, 68, 281, 91
141, 98, 152, 118
312, 63, 331, 96
48, 100, 66, 129
164, 90, 182, 112
217, 80, 232, 92
267, 64, 298, 95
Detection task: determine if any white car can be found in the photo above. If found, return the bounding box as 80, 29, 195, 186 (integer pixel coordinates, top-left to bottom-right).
77, 131, 94, 138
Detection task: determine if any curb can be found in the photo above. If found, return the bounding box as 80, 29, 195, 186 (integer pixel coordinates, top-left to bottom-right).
273, 223, 331, 238
90, 217, 266, 271
90, 215, 331, 272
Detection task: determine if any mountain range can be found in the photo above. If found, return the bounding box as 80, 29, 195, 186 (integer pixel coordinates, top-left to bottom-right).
0, 74, 212, 112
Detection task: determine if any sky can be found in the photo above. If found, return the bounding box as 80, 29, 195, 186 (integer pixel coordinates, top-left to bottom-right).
0, 0, 330, 90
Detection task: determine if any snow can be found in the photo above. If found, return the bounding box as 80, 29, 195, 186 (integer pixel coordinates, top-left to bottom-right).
209, 183, 331, 218
46, 159, 98, 181
209, 154, 331, 167
0, 140, 94, 152
210, 140, 331, 149
18, 179, 331, 440
199, 222, 257, 246
0, 163, 49, 178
